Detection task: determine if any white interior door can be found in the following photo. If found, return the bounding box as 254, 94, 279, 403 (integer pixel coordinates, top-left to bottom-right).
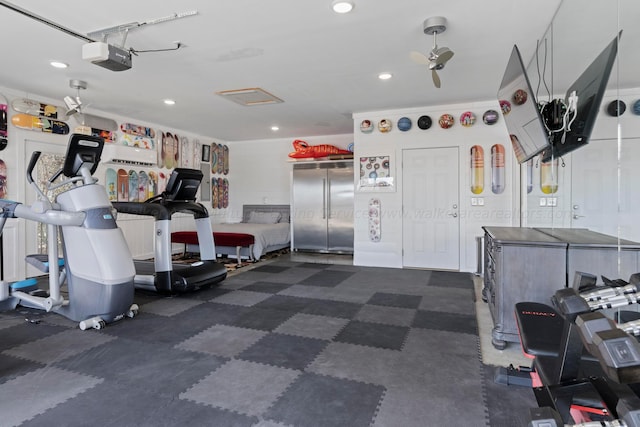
402, 147, 460, 269
24, 139, 66, 277
570, 138, 640, 241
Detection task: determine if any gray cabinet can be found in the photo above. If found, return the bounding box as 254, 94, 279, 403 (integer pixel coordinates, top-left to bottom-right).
483, 227, 567, 349
483, 226, 640, 349
536, 228, 640, 285
292, 161, 354, 253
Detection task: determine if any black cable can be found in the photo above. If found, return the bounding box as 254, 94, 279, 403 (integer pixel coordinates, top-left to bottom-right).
130, 43, 183, 55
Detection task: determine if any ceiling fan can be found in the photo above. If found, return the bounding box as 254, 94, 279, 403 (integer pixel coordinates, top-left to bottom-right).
410, 16, 454, 88
63, 79, 88, 118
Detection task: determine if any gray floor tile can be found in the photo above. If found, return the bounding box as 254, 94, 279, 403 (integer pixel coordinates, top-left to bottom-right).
180, 359, 300, 417
355, 304, 416, 326
274, 313, 349, 340
176, 324, 268, 358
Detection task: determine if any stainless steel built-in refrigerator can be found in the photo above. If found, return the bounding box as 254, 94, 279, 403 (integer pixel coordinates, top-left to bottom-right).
292, 161, 354, 253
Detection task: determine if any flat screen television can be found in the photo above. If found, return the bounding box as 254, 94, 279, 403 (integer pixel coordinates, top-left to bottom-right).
541, 32, 620, 161
497, 45, 551, 164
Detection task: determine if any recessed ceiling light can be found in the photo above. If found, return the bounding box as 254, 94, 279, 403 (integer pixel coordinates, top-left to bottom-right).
332, 0, 354, 14
378, 72, 393, 80
50, 61, 68, 69
163, 99, 176, 105
271, 126, 280, 131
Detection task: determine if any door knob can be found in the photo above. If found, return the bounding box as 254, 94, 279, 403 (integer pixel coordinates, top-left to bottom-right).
573, 214, 584, 220
448, 212, 458, 218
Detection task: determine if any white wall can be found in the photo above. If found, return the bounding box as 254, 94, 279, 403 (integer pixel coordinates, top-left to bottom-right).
225, 134, 354, 223
353, 101, 517, 271
0, 85, 224, 280
3, 82, 639, 281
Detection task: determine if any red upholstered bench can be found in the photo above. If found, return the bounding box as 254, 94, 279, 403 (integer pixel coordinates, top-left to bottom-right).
171, 231, 255, 264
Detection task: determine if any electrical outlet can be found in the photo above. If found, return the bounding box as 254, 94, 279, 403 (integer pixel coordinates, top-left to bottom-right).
477, 198, 484, 206
540, 198, 547, 207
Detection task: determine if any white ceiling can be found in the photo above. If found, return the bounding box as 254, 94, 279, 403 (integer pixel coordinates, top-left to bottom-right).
0, 0, 632, 142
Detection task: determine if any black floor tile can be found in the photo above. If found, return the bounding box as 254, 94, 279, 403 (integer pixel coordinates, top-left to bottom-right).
299, 270, 355, 287
253, 295, 314, 313
366, 292, 422, 309
238, 333, 328, 370
250, 265, 291, 274
302, 299, 362, 319
240, 281, 293, 294
412, 310, 478, 335
54, 338, 227, 397
334, 320, 409, 350
428, 271, 474, 289
228, 306, 295, 331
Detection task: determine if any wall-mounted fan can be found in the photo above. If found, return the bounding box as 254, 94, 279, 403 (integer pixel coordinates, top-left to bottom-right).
410, 16, 454, 88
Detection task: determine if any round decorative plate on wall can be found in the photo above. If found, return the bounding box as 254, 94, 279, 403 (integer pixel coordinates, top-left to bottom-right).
460, 111, 476, 127
397, 117, 412, 131
360, 119, 373, 133
438, 114, 455, 129
483, 109, 499, 125
417, 115, 432, 130
378, 119, 392, 133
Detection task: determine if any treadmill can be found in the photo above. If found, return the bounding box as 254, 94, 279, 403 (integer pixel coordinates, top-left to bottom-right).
113, 168, 227, 293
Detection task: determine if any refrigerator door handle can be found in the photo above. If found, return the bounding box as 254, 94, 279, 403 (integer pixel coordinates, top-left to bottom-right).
327, 179, 331, 219
322, 178, 327, 219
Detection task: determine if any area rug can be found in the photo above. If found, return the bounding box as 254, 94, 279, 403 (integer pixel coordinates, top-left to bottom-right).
173, 248, 291, 272
1, 260, 498, 426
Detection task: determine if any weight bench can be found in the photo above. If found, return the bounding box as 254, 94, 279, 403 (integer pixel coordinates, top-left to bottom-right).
171, 231, 255, 265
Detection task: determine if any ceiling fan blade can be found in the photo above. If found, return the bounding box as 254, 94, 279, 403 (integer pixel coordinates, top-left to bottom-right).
434, 48, 454, 65
410, 50, 430, 65
432, 69, 441, 88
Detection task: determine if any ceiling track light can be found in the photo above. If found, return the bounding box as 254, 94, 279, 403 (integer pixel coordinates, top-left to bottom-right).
332, 1, 354, 14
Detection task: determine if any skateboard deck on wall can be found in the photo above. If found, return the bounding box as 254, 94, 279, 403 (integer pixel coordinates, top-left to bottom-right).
212, 178, 218, 209
117, 169, 129, 201
211, 143, 219, 174
11, 114, 69, 134
368, 198, 381, 242
147, 171, 158, 199
217, 177, 224, 209
158, 171, 167, 194
128, 170, 138, 202
470, 145, 484, 195
105, 168, 117, 201
217, 144, 224, 174
121, 133, 155, 149
0, 103, 7, 151
491, 144, 505, 194
11, 98, 59, 118
138, 171, 149, 202
92, 128, 117, 144
0, 158, 7, 199
223, 145, 229, 175
120, 123, 156, 139
222, 178, 229, 208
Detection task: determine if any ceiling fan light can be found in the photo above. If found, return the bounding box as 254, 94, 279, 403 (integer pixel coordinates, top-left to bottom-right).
331, 1, 354, 14
378, 72, 392, 80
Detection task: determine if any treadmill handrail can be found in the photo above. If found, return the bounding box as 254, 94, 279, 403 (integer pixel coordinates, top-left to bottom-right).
160, 201, 209, 219
112, 202, 171, 221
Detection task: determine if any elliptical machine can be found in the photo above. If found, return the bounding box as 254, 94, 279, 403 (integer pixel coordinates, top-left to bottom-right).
0, 134, 138, 330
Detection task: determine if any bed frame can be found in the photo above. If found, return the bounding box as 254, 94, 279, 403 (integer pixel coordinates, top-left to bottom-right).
241, 204, 291, 223
172, 204, 291, 263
